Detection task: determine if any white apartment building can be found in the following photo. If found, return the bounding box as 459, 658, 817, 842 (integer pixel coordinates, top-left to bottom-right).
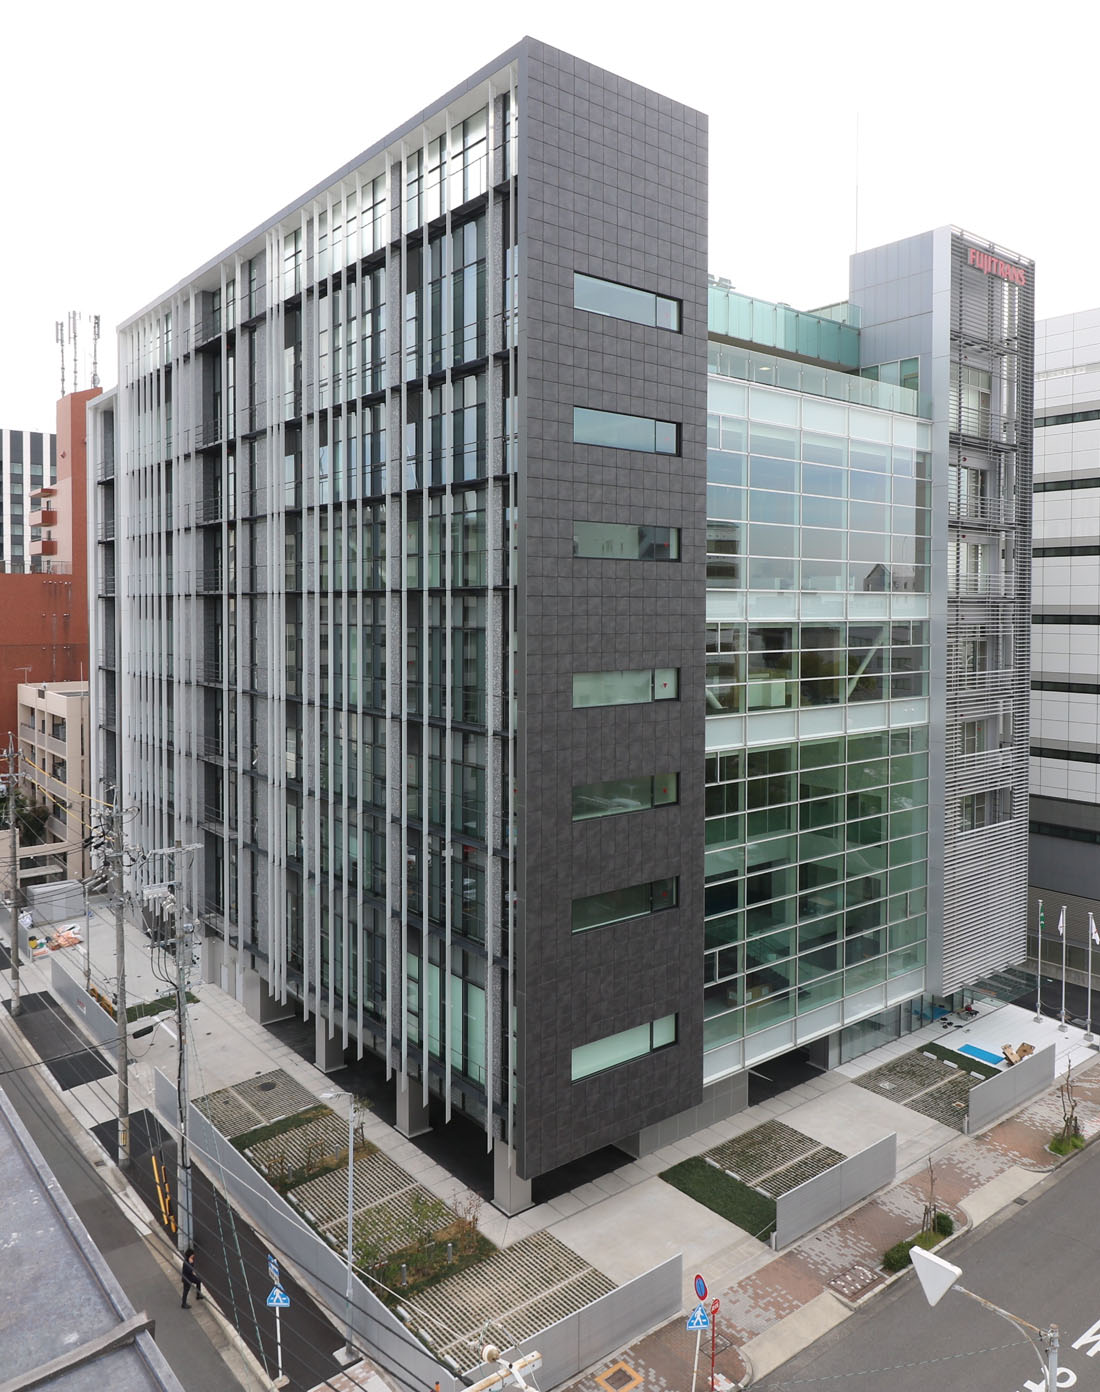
1029, 309, 1100, 972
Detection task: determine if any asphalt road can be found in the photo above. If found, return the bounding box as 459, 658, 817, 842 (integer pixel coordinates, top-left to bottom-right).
0, 1006, 255, 1392
757, 1142, 1100, 1391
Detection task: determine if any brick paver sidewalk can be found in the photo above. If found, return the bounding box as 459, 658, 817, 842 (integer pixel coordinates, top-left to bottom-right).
566, 1055, 1100, 1391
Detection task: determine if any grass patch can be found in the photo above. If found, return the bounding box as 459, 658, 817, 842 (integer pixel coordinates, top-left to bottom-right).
363, 1227, 498, 1306
921, 1041, 1000, 1080
660, 1156, 776, 1240
1050, 1133, 1086, 1156
125, 992, 198, 1024
231, 1103, 334, 1151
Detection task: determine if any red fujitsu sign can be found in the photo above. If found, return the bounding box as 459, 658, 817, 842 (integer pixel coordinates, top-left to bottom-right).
967, 246, 1027, 287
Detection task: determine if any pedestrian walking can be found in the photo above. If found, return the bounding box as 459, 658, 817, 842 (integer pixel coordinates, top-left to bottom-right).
181, 1247, 203, 1308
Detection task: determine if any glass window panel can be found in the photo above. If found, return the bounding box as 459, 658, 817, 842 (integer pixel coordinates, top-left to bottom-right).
845, 957, 886, 992
573, 521, 680, 560
750, 456, 799, 491
704, 1010, 743, 1048
720, 417, 748, 451
749, 558, 798, 591
749, 523, 798, 557
802, 495, 846, 528
749, 422, 800, 458
707, 484, 744, 519
749, 489, 799, 525
571, 1022, 651, 1079
652, 1013, 677, 1047
746, 928, 794, 969
802, 433, 848, 469
798, 973, 844, 1011
573, 406, 679, 455
707, 450, 746, 486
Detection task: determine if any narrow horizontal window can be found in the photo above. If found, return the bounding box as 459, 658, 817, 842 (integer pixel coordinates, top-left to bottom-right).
573, 521, 680, 560
1031, 745, 1100, 765
572, 668, 679, 708
1032, 613, 1100, 625
574, 406, 679, 455
1036, 408, 1100, 428
572, 876, 678, 933
574, 272, 681, 331
571, 1013, 678, 1081
1034, 476, 1100, 493
1032, 678, 1100, 695
1033, 544, 1100, 558
572, 772, 679, 821
1030, 820, 1100, 846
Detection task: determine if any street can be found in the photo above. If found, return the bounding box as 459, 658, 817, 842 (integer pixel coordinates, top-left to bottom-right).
757, 1140, 1100, 1391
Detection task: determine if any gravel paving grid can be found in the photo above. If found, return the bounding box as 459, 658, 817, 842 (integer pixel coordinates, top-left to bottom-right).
705, 1119, 819, 1184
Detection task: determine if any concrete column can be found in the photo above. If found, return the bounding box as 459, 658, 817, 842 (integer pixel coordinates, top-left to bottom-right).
242, 968, 295, 1024
395, 1077, 431, 1137
315, 1013, 345, 1073
492, 1140, 532, 1216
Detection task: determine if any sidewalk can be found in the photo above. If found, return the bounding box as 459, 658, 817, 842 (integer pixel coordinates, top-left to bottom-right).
8, 900, 1100, 1391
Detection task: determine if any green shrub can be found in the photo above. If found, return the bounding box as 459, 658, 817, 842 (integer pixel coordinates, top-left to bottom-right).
934, 1210, 955, 1236
1050, 1133, 1086, 1156
883, 1240, 913, 1272
883, 1228, 943, 1272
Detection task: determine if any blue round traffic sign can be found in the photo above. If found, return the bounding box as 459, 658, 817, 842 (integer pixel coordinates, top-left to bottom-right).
694, 1273, 707, 1301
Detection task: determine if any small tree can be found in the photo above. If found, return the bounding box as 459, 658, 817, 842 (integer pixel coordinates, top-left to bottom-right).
1059, 1063, 1083, 1145
920, 1158, 938, 1234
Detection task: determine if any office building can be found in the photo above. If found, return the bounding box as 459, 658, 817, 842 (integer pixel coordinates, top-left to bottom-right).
0, 425, 55, 574
0, 394, 94, 745
15, 679, 91, 885
1028, 309, 1100, 971
88, 40, 1032, 1210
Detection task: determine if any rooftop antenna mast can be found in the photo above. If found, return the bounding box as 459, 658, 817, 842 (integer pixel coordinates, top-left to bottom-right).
68, 311, 80, 393
55, 321, 66, 397
91, 315, 101, 388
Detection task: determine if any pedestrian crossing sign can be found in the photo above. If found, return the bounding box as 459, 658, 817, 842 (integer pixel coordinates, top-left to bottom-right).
267, 1286, 291, 1308
686, 1303, 709, 1331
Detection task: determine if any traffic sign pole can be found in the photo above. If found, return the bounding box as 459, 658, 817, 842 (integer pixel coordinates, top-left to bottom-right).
690, 1328, 702, 1392
274, 1301, 283, 1385
266, 1284, 291, 1388
710, 1297, 720, 1391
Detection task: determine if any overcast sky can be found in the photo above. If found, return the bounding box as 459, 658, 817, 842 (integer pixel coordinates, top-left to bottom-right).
3, 0, 1097, 433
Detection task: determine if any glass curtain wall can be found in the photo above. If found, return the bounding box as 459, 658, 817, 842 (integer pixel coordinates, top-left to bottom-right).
702, 371, 933, 1080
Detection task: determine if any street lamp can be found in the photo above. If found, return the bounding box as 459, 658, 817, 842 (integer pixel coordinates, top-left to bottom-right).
911, 1247, 1059, 1389
321, 1087, 359, 1364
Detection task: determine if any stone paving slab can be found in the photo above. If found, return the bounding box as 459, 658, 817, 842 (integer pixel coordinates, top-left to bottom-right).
904, 1071, 974, 1130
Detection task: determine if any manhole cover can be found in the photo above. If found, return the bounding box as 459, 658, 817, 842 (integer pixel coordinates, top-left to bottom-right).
258, 1081, 277, 1091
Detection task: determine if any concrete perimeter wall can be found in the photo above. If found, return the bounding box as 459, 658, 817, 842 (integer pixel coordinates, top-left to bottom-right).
773, 1133, 897, 1250
965, 1044, 1057, 1134
463, 1256, 682, 1390
51, 956, 118, 1053
153, 1070, 681, 1392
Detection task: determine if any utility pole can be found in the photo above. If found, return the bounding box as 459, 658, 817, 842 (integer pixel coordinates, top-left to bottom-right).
107, 788, 130, 1169
175, 842, 195, 1254
144, 839, 201, 1252
3, 734, 22, 1018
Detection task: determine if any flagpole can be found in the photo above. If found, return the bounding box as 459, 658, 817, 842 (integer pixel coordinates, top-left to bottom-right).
1035, 899, 1044, 1023
1059, 906, 1068, 1032
1087, 913, 1096, 1045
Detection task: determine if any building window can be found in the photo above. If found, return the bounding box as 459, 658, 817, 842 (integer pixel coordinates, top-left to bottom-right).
572, 877, 678, 933
573, 407, 679, 455
958, 788, 1012, 831
1033, 476, 1100, 493
573, 272, 680, 331
1033, 544, 1100, 559
572, 772, 679, 821
572, 668, 679, 708
571, 1014, 677, 1081
573, 521, 680, 560
1031, 745, 1100, 765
